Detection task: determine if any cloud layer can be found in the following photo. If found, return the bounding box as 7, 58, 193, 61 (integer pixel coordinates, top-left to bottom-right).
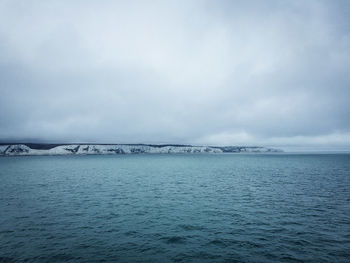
1, 0, 350, 149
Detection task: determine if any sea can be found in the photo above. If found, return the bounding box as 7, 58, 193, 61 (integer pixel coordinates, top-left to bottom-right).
0, 153, 349, 263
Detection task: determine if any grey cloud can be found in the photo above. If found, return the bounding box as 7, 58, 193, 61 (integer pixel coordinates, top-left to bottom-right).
0, 0, 350, 150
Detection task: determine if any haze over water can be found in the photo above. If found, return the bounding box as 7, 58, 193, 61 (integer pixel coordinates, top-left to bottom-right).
1, 153, 349, 263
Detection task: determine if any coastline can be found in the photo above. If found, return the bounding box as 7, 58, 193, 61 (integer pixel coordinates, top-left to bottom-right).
0, 143, 282, 156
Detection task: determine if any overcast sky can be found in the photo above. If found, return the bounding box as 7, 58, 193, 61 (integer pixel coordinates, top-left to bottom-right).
0, 0, 350, 150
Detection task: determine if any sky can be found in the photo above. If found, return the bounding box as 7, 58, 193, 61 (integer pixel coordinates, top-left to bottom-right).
0, 0, 350, 150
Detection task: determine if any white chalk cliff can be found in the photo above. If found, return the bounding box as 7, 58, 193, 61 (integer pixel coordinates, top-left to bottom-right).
0, 144, 282, 156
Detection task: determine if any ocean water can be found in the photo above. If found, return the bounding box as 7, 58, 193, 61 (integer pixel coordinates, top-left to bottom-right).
0, 154, 349, 263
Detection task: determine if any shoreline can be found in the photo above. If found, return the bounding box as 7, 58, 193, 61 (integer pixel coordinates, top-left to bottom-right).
0, 143, 282, 156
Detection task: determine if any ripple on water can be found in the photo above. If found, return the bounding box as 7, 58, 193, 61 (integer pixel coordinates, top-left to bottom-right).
161, 236, 187, 244
178, 224, 205, 231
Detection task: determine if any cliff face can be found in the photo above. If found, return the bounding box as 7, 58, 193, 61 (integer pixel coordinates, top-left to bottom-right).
0, 144, 282, 156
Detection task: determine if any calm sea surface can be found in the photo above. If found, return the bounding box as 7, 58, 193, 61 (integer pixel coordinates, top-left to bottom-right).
0, 154, 349, 263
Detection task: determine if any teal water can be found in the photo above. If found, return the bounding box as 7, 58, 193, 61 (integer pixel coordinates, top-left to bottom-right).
0, 154, 349, 263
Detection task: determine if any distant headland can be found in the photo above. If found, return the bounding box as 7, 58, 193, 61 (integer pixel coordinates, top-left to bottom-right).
0, 143, 282, 156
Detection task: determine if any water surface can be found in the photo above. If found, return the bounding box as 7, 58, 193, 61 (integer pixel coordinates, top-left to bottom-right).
0, 154, 349, 262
